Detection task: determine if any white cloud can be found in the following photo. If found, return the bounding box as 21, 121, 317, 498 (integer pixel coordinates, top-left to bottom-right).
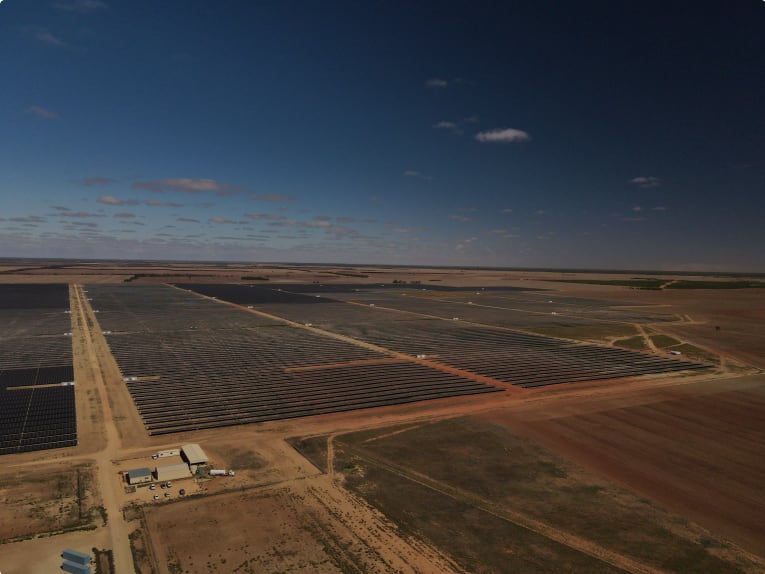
426, 78, 448, 88
10, 216, 46, 223
55, 0, 107, 13
433, 121, 458, 130
501, 208, 513, 214
133, 178, 241, 194
630, 176, 661, 188
455, 237, 477, 252
245, 213, 286, 220
449, 214, 470, 222
59, 211, 101, 218
32, 29, 66, 47
652, 206, 667, 211
144, 200, 183, 207
403, 170, 432, 181
475, 128, 530, 143
98, 195, 138, 206
632, 206, 643, 212
249, 193, 294, 202
26, 105, 58, 120
209, 217, 237, 224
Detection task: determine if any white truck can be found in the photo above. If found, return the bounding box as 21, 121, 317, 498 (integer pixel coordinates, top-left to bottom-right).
209, 469, 236, 477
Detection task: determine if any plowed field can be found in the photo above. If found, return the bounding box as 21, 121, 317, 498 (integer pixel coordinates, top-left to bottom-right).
482, 376, 765, 556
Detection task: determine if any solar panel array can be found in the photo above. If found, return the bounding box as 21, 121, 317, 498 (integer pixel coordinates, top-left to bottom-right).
183, 284, 707, 388
88, 284, 499, 435
328, 321, 706, 387
0, 284, 77, 456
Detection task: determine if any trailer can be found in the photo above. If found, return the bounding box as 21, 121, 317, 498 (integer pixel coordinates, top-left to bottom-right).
62, 549, 90, 565
153, 449, 180, 459
209, 469, 236, 477
61, 561, 91, 574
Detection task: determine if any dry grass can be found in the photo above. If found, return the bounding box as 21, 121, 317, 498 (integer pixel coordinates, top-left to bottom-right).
333, 417, 761, 573
0, 464, 100, 542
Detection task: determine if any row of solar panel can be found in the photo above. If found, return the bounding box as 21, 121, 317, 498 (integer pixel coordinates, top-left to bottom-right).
0, 438, 78, 455
0, 384, 77, 455
0, 284, 71, 309
0, 365, 75, 388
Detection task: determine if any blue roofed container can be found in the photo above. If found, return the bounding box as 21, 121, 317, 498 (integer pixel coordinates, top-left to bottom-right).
62, 548, 91, 565
61, 559, 91, 574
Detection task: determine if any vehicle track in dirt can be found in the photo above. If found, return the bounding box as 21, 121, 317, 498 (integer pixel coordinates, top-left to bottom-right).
70, 284, 134, 574
332, 439, 665, 574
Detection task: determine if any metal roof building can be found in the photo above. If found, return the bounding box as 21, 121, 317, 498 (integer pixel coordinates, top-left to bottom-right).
62, 548, 91, 565
156, 463, 191, 481
181, 443, 208, 465
126, 467, 153, 485
62, 560, 91, 574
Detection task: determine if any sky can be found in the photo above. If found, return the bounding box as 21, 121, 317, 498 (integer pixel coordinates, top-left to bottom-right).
1, 1, 764, 271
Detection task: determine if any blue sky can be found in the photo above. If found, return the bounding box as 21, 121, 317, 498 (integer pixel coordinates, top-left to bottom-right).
1, 0, 764, 271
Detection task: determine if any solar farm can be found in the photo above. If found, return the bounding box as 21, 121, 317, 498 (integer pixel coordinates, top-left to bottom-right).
181, 283, 706, 387
86, 284, 499, 435
0, 284, 77, 455
79, 282, 707, 436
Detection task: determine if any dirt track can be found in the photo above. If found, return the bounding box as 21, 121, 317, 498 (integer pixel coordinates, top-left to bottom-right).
70, 284, 135, 573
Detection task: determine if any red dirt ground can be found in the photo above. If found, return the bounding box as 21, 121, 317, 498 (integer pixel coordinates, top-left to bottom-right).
480, 375, 765, 557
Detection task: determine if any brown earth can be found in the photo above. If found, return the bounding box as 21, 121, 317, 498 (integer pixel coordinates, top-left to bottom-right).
480, 375, 765, 557
331, 414, 765, 574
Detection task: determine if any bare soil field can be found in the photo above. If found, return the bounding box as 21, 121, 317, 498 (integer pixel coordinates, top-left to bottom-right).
141, 478, 461, 574
329, 414, 765, 573
0, 463, 102, 542
482, 375, 765, 557
0, 526, 112, 573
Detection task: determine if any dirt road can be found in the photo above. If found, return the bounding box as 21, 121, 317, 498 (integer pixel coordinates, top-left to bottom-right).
71, 284, 134, 573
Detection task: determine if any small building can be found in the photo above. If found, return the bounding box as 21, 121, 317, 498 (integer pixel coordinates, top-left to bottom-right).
181, 443, 208, 465
126, 467, 153, 485
62, 549, 90, 565
62, 560, 91, 574
156, 463, 191, 482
